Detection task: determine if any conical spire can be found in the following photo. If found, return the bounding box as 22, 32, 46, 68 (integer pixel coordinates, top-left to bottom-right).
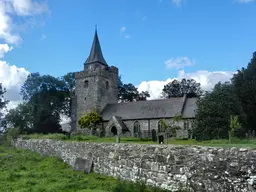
85, 28, 108, 66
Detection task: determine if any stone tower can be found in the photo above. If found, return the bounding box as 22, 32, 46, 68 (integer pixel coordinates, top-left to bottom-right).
71, 29, 118, 130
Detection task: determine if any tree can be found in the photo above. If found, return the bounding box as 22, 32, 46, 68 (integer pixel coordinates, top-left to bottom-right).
0, 83, 9, 133
232, 51, 256, 132
160, 115, 182, 144
20, 73, 70, 133
162, 78, 202, 98
3, 103, 33, 133
0, 83, 8, 110
229, 115, 241, 143
61, 72, 75, 118
78, 111, 103, 136
194, 82, 246, 141
118, 76, 150, 102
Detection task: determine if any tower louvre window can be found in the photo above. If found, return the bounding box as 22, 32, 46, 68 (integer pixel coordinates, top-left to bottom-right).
84, 80, 89, 88
106, 81, 109, 90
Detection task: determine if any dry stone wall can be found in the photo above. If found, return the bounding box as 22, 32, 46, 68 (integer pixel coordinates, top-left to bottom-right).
13, 138, 256, 192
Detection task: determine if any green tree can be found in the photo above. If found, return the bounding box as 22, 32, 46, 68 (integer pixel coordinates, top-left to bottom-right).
0, 83, 9, 133
160, 115, 182, 144
162, 78, 202, 98
229, 115, 241, 143
194, 82, 246, 141
0, 83, 8, 110
3, 103, 33, 133
232, 51, 256, 132
78, 111, 103, 136
20, 73, 70, 133
118, 76, 150, 102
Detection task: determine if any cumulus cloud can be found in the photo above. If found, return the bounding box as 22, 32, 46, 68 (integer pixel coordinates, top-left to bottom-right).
0, 0, 48, 44
0, 44, 13, 58
137, 70, 234, 99
0, 61, 30, 109
165, 57, 195, 69
0, 0, 48, 112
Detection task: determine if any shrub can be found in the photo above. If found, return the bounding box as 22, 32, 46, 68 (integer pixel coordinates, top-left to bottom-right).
4, 128, 20, 146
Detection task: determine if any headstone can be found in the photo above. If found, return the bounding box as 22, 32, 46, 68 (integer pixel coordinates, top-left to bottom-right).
73, 158, 93, 174
253, 130, 255, 138
116, 135, 120, 143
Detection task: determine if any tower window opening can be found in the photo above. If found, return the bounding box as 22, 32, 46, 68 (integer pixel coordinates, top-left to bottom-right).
106, 81, 109, 90
84, 80, 89, 88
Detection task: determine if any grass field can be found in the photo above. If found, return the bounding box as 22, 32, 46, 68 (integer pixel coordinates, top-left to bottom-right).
21, 134, 256, 148
0, 145, 167, 192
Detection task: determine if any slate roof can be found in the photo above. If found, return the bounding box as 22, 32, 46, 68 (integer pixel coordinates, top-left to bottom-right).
182, 97, 197, 118
101, 97, 197, 121
85, 29, 108, 66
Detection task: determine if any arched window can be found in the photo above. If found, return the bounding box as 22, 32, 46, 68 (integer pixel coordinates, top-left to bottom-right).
106, 81, 109, 90
183, 121, 189, 130
158, 120, 165, 133
84, 80, 89, 88
133, 121, 141, 138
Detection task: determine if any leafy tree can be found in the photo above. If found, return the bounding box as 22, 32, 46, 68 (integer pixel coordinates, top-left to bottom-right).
118, 76, 150, 102
78, 111, 103, 136
0, 83, 8, 110
3, 103, 33, 133
194, 82, 246, 141
61, 72, 75, 117
232, 51, 256, 131
20, 73, 70, 133
160, 115, 182, 144
162, 78, 202, 98
0, 83, 9, 133
229, 115, 241, 143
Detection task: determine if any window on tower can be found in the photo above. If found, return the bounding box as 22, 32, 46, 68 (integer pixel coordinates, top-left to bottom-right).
84, 80, 89, 88
106, 81, 109, 90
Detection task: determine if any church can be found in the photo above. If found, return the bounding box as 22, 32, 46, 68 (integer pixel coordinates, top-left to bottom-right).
71, 29, 197, 141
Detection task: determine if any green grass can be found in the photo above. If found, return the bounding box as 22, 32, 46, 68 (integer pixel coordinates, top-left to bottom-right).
20, 134, 256, 148
21, 134, 157, 144
0, 145, 167, 192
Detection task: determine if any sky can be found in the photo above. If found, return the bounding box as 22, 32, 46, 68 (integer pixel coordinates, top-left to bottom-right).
0, 0, 256, 110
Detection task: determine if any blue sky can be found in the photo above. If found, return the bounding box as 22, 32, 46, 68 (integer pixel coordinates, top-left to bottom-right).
0, 0, 256, 107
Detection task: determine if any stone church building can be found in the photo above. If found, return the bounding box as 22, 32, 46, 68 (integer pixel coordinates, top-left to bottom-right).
71, 30, 197, 141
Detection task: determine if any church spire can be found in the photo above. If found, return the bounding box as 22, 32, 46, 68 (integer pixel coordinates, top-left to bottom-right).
85, 28, 108, 66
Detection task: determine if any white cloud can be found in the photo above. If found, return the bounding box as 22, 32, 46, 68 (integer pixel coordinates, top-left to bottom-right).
0, 0, 48, 44
9, 0, 48, 16
120, 26, 131, 39
165, 57, 195, 69
0, 60, 30, 110
172, 0, 183, 6
137, 70, 234, 99
0, 44, 13, 58
237, 0, 256, 3
120, 26, 126, 33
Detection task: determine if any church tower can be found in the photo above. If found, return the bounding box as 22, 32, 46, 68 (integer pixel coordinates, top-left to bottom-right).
72, 29, 118, 130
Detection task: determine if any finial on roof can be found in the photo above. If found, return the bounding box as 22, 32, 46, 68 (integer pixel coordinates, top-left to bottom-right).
85, 27, 108, 66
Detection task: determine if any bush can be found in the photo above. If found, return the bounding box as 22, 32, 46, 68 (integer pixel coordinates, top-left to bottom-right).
4, 128, 20, 146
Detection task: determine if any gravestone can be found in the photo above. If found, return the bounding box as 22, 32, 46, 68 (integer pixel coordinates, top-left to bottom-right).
73, 158, 93, 174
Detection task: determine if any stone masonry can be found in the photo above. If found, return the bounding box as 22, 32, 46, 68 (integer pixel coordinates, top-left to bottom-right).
14, 138, 256, 192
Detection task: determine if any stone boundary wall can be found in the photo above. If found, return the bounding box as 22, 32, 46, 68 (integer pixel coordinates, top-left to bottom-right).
13, 138, 256, 192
